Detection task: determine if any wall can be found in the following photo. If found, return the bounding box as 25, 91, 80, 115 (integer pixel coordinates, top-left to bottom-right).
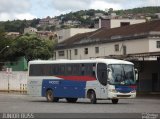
56, 28, 97, 43
110, 19, 146, 28
0, 71, 27, 92
135, 61, 160, 92
24, 27, 37, 34
149, 37, 160, 52
55, 38, 149, 60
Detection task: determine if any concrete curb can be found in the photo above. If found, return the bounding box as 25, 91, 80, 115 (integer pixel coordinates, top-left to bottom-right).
0, 90, 27, 95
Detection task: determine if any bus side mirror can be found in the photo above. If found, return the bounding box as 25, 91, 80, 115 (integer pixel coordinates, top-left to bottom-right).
135, 69, 138, 81
107, 68, 112, 80
107, 68, 112, 73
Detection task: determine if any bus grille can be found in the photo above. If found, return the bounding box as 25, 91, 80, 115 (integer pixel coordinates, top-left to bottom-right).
117, 95, 131, 98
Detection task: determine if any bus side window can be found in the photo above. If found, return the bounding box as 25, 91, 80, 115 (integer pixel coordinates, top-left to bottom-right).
81, 64, 85, 75
53, 64, 59, 75
29, 64, 35, 76
59, 64, 65, 75
66, 64, 72, 76
43, 64, 52, 76
92, 63, 96, 77
72, 64, 81, 76
97, 63, 107, 86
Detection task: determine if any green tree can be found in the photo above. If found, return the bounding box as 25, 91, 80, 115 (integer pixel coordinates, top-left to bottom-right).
30, 18, 40, 27
7, 34, 55, 61
0, 30, 12, 69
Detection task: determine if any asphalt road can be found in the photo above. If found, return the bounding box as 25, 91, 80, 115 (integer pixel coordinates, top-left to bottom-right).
0, 93, 159, 114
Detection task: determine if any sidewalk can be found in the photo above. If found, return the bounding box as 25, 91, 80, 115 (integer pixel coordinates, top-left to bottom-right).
0, 90, 27, 95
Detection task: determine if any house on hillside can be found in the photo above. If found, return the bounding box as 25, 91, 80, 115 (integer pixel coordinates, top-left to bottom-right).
95, 18, 146, 29
24, 27, 37, 34
38, 16, 60, 26
6, 32, 20, 38
54, 20, 160, 93
36, 31, 57, 40
56, 28, 97, 43
63, 20, 81, 26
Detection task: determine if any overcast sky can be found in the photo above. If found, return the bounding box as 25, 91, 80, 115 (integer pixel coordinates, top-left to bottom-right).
0, 0, 160, 21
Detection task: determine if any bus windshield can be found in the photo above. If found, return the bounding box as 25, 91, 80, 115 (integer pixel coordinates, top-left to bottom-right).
108, 64, 136, 85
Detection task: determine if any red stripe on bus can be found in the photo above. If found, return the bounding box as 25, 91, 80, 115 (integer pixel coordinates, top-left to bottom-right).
129, 85, 137, 89
57, 76, 96, 81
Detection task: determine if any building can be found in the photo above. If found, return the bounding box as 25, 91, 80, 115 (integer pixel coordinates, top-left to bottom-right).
4, 56, 27, 71
6, 32, 20, 38
155, 13, 160, 19
56, 28, 97, 43
95, 13, 106, 19
39, 16, 51, 25
24, 27, 37, 34
55, 20, 160, 92
95, 18, 146, 29
63, 20, 81, 26
39, 16, 60, 26
36, 31, 57, 40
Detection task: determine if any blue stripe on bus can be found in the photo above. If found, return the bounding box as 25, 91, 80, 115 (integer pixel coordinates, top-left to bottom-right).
115, 85, 135, 93
42, 79, 86, 98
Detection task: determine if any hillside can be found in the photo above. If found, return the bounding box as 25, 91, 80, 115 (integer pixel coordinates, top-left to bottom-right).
0, 6, 160, 33
115, 6, 160, 15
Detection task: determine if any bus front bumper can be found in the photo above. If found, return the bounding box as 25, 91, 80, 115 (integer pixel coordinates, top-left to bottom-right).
108, 92, 136, 99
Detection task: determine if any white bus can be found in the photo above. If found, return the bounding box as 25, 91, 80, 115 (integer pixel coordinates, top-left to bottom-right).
27, 59, 138, 104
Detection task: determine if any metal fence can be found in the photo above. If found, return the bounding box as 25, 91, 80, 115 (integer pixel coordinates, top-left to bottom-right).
0, 71, 27, 93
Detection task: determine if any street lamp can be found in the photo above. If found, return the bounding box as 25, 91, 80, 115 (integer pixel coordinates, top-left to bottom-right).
0, 45, 9, 54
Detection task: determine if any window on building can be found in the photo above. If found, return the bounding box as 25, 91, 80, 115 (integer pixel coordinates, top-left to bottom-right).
157, 41, 160, 48
115, 44, 119, 51
58, 36, 63, 39
95, 47, 99, 53
74, 49, 78, 55
120, 22, 130, 27
58, 51, 64, 56
84, 48, 88, 54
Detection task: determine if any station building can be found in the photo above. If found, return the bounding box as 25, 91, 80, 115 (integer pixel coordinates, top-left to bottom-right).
54, 20, 160, 93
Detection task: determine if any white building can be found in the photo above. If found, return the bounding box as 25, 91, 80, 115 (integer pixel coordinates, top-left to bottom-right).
96, 18, 146, 29
55, 20, 160, 92
55, 20, 160, 60
56, 28, 97, 43
24, 27, 37, 34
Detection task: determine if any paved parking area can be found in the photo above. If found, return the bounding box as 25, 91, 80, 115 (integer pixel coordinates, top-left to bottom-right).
0, 93, 160, 113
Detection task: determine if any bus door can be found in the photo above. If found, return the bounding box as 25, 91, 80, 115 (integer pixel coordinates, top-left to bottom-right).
97, 63, 108, 98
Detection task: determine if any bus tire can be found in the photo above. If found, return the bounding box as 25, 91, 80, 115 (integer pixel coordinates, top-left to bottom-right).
112, 99, 119, 104
53, 97, 59, 102
66, 98, 78, 103
46, 90, 59, 102
90, 91, 97, 104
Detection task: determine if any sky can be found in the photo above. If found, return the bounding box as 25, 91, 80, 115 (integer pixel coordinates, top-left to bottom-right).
0, 0, 160, 21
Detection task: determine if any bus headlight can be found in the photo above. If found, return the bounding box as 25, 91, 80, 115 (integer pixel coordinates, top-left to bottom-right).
109, 89, 118, 93
131, 90, 136, 93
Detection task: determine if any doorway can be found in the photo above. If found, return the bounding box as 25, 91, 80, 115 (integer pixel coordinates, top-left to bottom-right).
152, 73, 159, 92
123, 45, 127, 55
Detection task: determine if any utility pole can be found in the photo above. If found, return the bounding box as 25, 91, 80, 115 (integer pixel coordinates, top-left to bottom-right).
0, 46, 9, 54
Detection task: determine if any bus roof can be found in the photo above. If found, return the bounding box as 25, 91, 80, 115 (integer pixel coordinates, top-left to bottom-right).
29, 59, 133, 65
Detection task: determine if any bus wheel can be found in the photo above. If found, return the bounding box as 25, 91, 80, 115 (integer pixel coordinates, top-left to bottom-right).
46, 90, 59, 102
53, 98, 59, 102
90, 91, 97, 104
112, 99, 119, 104
66, 98, 78, 103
